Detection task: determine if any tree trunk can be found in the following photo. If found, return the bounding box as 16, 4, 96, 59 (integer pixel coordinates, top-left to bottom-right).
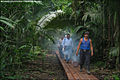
108, 12, 111, 45
118, 12, 120, 65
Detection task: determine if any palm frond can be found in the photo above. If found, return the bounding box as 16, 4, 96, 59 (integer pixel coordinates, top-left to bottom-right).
0, 19, 14, 28
109, 47, 119, 57
73, 26, 84, 33
0, 16, 15, 28
0, 26, 5, 31
82, 12, 89, 22
37, 10, 64, 29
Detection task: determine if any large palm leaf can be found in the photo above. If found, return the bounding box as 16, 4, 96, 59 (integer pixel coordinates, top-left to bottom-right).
0, 16, 15, 28
37, 10, 64, 29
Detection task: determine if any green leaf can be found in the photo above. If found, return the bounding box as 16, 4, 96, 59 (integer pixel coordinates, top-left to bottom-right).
34, 1, 43, 5
45, 34, 55, 43
74, 26, 84, 33
112, 75, 119, 80
0, 19, 14, 28
0, 26, 5, 31
19, 45, 27, 49
67, 2, 72, 7
109, 47, 119, 57
0, 16, 15, 24
5, 75, 22, 79
82, 13, 89, 22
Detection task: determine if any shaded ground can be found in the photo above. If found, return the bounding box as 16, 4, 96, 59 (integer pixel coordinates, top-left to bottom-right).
90, 64, 120, 80
21, 53, 120, 80
21, 53, 67, 80
6, 52, 119, 80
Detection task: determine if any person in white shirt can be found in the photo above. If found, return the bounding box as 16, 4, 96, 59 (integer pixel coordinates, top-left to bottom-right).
62, 34, 73, 63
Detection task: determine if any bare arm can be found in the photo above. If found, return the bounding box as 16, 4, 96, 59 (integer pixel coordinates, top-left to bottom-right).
90, 39, 93, 56
76, 38, 82, 56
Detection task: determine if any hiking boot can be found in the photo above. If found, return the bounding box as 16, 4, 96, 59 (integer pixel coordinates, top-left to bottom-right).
80, 68, 82, 72
80, 65, 82, 72
87, 70, 90, 74
66, 60, 69, 63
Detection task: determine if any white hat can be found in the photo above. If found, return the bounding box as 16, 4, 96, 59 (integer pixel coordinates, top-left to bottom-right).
65, 35, 67, 38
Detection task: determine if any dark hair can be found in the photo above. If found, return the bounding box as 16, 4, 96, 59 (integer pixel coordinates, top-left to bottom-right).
67, 34, 70, 35
84, 31, 89, 35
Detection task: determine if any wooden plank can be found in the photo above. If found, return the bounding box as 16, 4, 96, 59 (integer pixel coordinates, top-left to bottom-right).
68, 63, 83, 80
88, 75, 98, 80
58, 59, 74, 79
66, 63, 79, 80
56, 51, 74, 80
57, 54, 73, 79
69, 63, 85, 80
63, 61, 76, 80
76, 64, 98, 80
61, 60, 74, 80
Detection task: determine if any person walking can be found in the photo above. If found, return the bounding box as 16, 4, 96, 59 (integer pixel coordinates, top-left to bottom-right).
58, 37, 64, 59
62, 34, 73, 63
76, 31, 93, 74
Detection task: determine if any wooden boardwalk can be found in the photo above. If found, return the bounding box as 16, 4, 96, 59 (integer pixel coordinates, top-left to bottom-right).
56, 51, 98, 80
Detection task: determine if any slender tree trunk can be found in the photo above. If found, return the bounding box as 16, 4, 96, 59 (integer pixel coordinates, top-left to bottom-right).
33, 37, 35, 53
118, 12, 120, 65
102, 1, 105, 59
72, 0, 77, 26
108, 13, 111, 41
116, 12, 120, 69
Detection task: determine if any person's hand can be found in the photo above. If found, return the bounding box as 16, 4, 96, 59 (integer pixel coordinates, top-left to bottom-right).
58, 45, 60, 48
62, 48, 64, 51
72, 48, 74, 52
91, 52, 93, 56
76, 52, 78, 56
